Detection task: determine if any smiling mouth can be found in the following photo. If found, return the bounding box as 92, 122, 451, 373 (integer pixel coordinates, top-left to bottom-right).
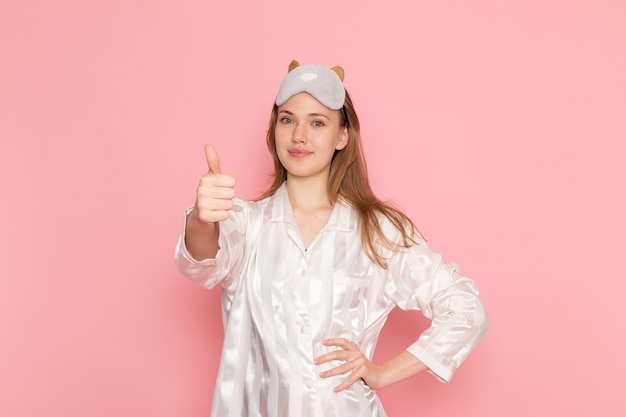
288, 149, 312, 157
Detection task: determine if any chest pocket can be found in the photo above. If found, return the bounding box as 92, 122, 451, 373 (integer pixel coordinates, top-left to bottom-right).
332, 273, 371, 337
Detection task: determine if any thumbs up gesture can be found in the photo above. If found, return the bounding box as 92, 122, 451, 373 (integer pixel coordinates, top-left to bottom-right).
192, 144, 236, 223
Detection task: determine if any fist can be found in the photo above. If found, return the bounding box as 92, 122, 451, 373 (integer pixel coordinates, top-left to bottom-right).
193, 144, 236, 223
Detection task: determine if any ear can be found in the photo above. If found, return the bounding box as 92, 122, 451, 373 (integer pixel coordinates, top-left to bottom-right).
288, 60, 301, 72
335, 125, 349, 150
331, 66, 344, 81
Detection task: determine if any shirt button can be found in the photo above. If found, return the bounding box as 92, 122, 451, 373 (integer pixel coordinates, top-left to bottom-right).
300, 269, 307, 277
301, 325, 310, 334
305, 380, 314, 389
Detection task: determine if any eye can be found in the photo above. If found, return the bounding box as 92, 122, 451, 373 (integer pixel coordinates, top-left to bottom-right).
312, 120, 325, 127
279, 117, 293, 124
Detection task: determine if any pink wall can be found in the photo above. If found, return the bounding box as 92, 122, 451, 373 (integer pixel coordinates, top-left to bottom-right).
1, 1, 624, 416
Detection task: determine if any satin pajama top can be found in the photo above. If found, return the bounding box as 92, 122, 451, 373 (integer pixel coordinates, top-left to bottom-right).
175, 183, 489, 417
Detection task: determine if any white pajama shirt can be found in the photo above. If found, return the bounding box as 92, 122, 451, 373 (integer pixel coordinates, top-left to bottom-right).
175, 183, 489, 417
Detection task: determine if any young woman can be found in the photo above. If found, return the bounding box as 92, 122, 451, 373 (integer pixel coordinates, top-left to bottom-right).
175, 61, 490, 417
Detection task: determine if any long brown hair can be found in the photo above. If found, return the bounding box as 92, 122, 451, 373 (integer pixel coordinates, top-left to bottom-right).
259, 90, 420, 268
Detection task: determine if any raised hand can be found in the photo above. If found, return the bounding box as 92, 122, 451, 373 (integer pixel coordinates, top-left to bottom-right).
193, 144, 236, 223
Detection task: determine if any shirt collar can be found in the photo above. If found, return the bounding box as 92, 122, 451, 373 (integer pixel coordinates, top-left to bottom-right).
264, 182, 356, 232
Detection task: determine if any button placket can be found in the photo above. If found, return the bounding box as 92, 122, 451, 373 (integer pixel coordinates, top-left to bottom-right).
293, 257, 318, 394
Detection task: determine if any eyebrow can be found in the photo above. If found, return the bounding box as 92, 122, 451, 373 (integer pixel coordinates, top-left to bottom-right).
278, 109, 330, 120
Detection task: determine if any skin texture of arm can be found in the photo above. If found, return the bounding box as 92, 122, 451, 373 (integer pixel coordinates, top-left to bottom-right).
184, 211, 220, 260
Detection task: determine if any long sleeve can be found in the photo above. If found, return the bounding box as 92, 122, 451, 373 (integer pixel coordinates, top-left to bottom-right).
174, 200, 249, 293
384, 240, 490, 383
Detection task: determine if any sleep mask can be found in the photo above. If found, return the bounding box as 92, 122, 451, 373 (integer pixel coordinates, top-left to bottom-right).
275, 60, 346, 110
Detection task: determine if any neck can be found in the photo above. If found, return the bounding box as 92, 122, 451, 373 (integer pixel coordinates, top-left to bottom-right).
285, 175, 332, 210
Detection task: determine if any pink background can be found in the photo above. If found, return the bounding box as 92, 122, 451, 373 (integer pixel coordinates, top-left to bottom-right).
1, 1, 625, 416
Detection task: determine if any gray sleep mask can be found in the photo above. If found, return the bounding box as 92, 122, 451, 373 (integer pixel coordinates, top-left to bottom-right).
275, 60, 346, 110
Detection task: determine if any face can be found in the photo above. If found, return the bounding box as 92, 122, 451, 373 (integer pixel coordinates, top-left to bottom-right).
275, 92, 348, 182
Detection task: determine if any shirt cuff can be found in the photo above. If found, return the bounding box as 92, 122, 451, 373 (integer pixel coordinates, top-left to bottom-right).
406, 344, 454, 383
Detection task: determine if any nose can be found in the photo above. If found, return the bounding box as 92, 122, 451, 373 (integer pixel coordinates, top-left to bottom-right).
291, 123, 307, 143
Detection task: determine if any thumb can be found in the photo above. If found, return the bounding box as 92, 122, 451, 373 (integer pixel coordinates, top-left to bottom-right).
204, 144, 222, 174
